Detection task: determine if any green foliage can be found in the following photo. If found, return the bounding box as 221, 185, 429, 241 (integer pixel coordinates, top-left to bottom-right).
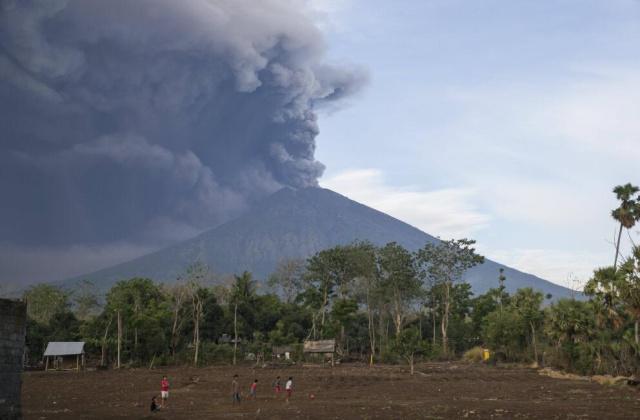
391, 327, 430, 374
417, 239, 484, 356
24, 284, 70, 325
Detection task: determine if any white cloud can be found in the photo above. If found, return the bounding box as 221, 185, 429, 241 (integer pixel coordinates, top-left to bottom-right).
320, 168, 490, 238
477, 246, 612, 290
541, 66, 640, 161
478, 178, 604, 228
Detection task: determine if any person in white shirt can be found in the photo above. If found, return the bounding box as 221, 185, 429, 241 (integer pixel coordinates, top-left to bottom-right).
285, 376, 293, 403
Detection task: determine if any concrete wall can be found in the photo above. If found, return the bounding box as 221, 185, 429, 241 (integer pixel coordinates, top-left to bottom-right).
0, 298, 27, 420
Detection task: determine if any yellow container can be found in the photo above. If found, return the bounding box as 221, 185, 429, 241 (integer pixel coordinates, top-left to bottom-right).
482, 348, 490, 361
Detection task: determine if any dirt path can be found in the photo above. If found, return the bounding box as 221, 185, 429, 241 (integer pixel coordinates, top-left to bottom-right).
22, 362, 640, 419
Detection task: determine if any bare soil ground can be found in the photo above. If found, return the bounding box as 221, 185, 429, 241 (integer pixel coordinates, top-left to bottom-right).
22, 362, 640, 419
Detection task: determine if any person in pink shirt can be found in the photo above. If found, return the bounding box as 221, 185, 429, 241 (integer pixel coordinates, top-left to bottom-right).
160, 375, 170, 408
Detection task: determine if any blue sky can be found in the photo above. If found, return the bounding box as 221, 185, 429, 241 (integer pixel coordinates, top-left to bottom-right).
312, 0, 640, 288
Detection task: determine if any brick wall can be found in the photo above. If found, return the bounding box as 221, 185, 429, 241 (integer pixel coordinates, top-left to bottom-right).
0, 298, 27, 420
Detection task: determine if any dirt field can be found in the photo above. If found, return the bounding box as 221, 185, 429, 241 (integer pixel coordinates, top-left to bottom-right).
22, 362, 640, 419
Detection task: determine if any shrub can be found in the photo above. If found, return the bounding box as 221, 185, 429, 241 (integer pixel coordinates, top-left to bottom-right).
462, 346, 484, 363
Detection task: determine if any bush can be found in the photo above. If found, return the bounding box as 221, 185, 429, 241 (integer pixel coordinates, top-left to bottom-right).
200, 342, 235, 365
462, 346, 484, 363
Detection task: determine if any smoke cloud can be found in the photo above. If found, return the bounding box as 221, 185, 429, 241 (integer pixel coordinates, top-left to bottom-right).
0, 0, 365, 284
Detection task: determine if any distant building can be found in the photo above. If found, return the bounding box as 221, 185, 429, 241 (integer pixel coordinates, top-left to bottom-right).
43, 342, 86, 371
303, 339, 336, 366
272, 345, 294, 360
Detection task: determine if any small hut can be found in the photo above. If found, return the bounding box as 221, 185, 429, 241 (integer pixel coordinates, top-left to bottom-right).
43, 342, 85, 371
303, 339, 336, 366
272, 345, 294, 360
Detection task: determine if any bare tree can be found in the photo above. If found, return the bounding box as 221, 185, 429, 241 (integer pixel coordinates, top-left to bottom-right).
185, 262, 212, 366
166, 283, 188, 359
100, 315, 113, 367
268, 258, 306, 303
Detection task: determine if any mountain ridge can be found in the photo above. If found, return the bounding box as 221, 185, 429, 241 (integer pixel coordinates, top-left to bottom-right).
60, 187, 577, 300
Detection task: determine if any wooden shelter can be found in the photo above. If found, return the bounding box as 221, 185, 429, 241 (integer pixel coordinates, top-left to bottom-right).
272, 345, 294, 360
43, 342, 85, 371
303, 339, 336, 366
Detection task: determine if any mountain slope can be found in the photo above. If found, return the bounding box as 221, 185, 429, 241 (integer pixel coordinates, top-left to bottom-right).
61, 187, 576, 299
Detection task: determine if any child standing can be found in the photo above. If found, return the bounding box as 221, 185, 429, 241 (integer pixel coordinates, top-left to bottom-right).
160, 376, 170, 408
231, 374, 241, 405
249, 379, 258, 400
285, 376, 293, 403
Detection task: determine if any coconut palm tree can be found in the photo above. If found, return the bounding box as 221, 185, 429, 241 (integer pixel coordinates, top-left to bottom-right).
611, 183, 640, 269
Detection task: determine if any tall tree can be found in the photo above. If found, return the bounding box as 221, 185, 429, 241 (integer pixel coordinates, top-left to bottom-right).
377, 242, 422, 338
230, 271, 257, 365
268, 258, 306, 303
611, 183, 640, 269
24, 284, 69, 325
73, 280, 100, 321
304, 246, 353, 337
498, 268, 506, 313
165, 283, 189, 359
185, 262, 212, 366
511, 288, 544, 363
105, 278, 165, 366
616, 246, 640, 345
351, 242, 381, 365
417, 239, 484, 355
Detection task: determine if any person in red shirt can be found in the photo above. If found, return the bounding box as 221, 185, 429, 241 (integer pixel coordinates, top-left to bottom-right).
249, 379, 258, 400
160, 375, 170, 407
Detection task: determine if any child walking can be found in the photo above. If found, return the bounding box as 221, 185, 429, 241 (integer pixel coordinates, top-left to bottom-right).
273, 376, 282, 397
249, 379, 258, 400
285, 376, 293, 403
231, 374, 241, 405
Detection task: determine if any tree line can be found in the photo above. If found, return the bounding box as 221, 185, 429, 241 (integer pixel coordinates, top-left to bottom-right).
22, 183, 640, 376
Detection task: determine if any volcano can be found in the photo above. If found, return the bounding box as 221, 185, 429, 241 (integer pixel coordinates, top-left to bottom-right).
61, 187, 576, 299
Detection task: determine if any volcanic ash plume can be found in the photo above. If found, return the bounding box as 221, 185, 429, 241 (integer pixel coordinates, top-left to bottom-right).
0, 0, 365, 255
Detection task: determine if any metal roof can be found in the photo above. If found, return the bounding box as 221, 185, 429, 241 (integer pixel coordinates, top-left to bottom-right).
44, 342, 85, 356
303, 339, 335, 353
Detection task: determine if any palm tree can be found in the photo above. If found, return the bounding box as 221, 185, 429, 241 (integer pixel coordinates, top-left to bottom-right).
230, 271, 256, 365
611, 183, 640, 269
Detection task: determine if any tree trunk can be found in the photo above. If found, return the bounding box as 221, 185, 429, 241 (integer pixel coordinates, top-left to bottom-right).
366, 287, 376, 366
432, 311, 436, 347
635, 319, 639, 346
441, 282, 450, 356
117, 310, 122, 369
530, 321, 538, 364
614, 223, 624, 269
409, 354, 414, 375
193, 315, 199, 366
171, 308, 179, 358
101, 315, 113, 367
233, 302, 238, 366
320, 286, 329, 337
378, 310, 385, 358
394, 310, 402, 338
393, 288, 403, 337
